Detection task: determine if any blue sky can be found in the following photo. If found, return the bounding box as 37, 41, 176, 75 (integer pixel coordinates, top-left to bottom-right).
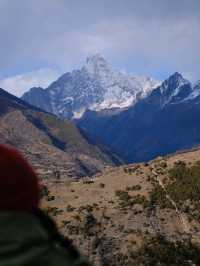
0, 0, 199, 96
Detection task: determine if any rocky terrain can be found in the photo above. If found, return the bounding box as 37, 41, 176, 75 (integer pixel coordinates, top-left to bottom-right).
0, 88, 120, 179
42, 147, 200, 265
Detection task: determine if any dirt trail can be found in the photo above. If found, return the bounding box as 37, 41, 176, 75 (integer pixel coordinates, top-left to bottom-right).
152, 169, 190, 234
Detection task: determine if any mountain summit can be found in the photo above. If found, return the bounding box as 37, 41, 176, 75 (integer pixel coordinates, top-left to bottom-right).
85, 53, 111, 76
148, 72, 192, 107
22, 54, 159, 119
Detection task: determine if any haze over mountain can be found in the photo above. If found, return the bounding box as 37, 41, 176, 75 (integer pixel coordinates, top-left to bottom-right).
22, 54, 159, 119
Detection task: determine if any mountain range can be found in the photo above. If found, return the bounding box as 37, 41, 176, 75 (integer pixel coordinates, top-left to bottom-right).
78, 72, 200, 162
2, 54, 199, 265
22, 54, 159, 119
2, 54, 200, 265
21, 55, 200, 163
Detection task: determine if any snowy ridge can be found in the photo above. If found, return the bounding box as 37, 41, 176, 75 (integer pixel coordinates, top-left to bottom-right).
22, 54, 200, 119
82, 54, 160, 112
185, 81, 200, 101
155, 72, 193, 107
27, 53, 160, 119
22, 56, 200, 120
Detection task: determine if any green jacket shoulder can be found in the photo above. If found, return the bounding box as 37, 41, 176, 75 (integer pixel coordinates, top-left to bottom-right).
0, 211, 89, 266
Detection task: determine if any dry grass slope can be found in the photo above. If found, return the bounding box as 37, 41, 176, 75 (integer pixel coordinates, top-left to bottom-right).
43, 148, 200, 265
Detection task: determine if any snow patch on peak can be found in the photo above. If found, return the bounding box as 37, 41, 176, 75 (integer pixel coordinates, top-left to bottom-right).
160, 72, 190, 95
85, 54, 111, 76
130, 75, 161, 97
184, 80, 200, 101
73, 108, 86, 119
170, 72, 190, 87
158, 72, 194, 107
86, 53, 107, 64
83, 54, 160, 111
193, 80, 200, 88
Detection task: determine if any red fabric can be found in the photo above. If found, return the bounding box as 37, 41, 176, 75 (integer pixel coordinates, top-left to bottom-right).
0, 144, 40, 210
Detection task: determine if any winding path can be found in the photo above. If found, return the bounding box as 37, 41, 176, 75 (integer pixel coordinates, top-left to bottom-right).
151, 169, 190, 234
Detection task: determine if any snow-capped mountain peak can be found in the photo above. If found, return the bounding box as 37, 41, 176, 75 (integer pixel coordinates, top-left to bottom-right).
82, 54, 160, 111
85, 53, 111, 76
22, 54, 160, 119
155, 72, 193, 107
161, 72, 189, 93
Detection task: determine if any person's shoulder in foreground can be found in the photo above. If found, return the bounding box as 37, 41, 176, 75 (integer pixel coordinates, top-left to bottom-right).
0, 144, 89, 266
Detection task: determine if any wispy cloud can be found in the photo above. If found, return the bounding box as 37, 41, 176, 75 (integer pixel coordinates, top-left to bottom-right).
0, 69, 60, 96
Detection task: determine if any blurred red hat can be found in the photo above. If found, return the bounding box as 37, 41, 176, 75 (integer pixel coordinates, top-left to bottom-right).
0, 144, 40, 211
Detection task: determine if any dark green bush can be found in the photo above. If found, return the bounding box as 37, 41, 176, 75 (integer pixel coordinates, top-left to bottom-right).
129, 235, 200, 265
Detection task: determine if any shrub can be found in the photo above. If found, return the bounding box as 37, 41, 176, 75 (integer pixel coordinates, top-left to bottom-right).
159, 161, 168, 168
45, 207, 63, 216
82, 213, 97, 237
126, 185, 142, 191
40, 185, 50, 198
150, 161, 200, 221
129, 235, 200, 265
149, 184, 173, 209
47, 195, 55, 201
83, 179, 94, 184
66, 204, 76, 212
115, 190, 149, 209
99, 183, 105, 188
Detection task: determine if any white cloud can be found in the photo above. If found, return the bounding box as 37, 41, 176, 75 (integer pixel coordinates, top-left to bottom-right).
0, 0, 199, 85
0, 68, 60, 97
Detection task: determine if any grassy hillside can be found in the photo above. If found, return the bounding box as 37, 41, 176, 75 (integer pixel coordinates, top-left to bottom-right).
42, 148, 200, 265
26, 111, 121, 165
0, 88, 120, 178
